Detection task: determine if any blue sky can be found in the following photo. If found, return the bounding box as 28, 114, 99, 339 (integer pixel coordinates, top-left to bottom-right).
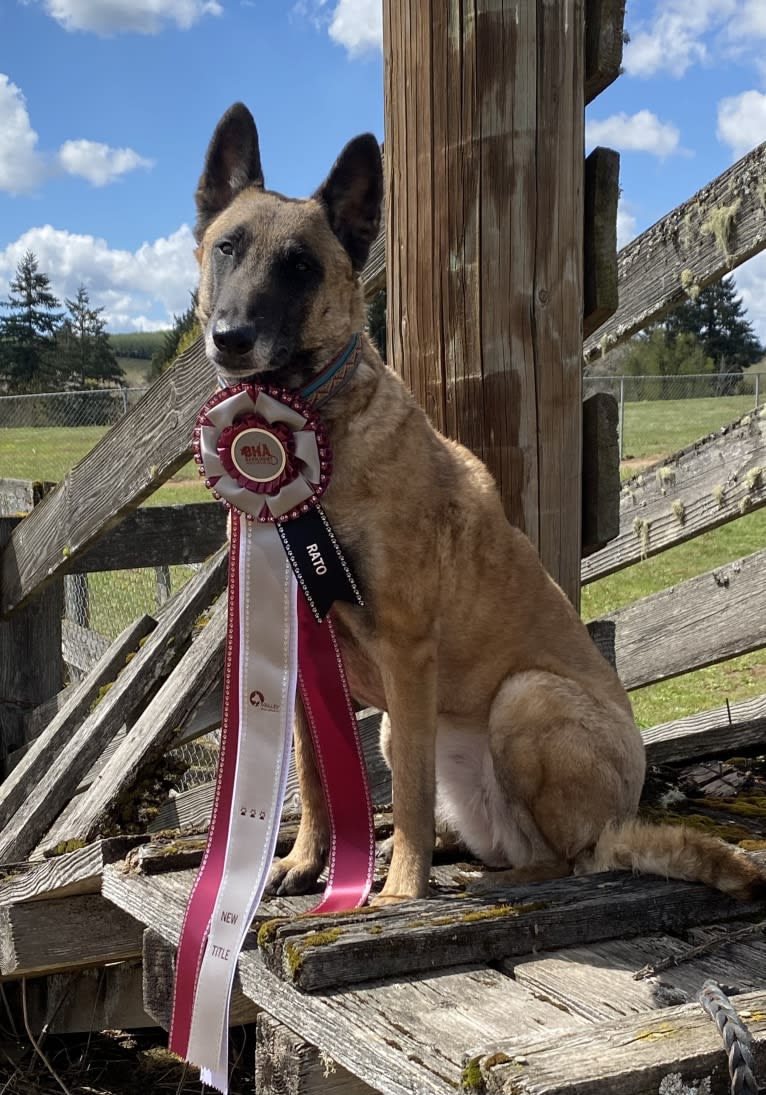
1, 0, 766, 340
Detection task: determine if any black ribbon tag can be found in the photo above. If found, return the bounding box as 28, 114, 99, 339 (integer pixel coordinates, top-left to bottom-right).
277, 505, 363, 622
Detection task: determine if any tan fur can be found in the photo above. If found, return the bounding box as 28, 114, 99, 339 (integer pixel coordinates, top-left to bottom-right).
195, 126, 766, 908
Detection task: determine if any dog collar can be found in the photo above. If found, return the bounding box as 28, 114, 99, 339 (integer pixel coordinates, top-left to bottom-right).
216, 333, 363, 411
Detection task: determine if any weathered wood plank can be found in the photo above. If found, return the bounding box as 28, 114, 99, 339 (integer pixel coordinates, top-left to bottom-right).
256, 1015, 380, 1095
584, 0, 626, 104
0, 548, 227, 864
476, 989, 766, 1095
582, 408, 766, 583
0, 837, 146, 904
0, 894, 143, 978
69, 502, 226, 573
40, 595, 228, 853
384, 0, 585, 605
584, 140, 766, 364
581, 392, 620, 555
603, 547, 766, 691
643, 692, 766, 766
17, 683, 76, 749
257, 870, 761, 993
506, 932, 766, 1022
583, 147, 620, 339
0, 516, 63, 763
0, 614, 155, 833
0, 478, 53, 517
23, 960, 155, 1035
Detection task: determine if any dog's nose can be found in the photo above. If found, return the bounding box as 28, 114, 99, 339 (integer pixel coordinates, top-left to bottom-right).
212, 321, 257, 356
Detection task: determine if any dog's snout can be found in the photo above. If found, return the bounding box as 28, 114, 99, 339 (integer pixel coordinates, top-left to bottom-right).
212, 321, 257, 356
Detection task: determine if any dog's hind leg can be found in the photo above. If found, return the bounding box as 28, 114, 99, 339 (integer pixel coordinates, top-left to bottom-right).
469, 670, 644, 891
266, 697, 329, 896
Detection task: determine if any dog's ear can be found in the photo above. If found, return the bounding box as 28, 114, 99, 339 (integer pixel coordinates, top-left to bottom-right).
314, 134, 382, 272
195, 103, 264, 240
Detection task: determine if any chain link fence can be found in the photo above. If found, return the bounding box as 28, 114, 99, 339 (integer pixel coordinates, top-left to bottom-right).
0, 385, 219, 790
583, 372, 764, 467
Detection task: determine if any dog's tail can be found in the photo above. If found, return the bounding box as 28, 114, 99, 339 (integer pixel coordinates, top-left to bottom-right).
581, 819, 766, 902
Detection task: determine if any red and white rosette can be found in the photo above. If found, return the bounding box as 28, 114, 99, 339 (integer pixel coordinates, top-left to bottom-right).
169, 384, 374, 1094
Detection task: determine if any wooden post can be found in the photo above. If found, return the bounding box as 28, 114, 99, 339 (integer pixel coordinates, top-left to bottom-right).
0, 481, 63, 766
383, 0, 585, 604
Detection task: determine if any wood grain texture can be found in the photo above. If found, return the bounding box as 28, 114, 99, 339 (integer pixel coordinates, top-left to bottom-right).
384, 0, 585, 604
582, 408, 766, 583
0, 893, 143, 978
643, 691, 766, 765
603, 547, 766, 691
507, 933, 766, 1022
40, 594, 227, 853
583, 147, 620, 339
24, 960, 154, 1035
0, 836, 146, 904
257, 870, 759, 993
478, 989, 766, 1095
0, 548, 226, 865
0, 478, 53, 517
584, 140, 766, 364
581, 392, 620, 555
256, 1015, 380, 1095
69, 503, 227, 573
584, 0, 626, 104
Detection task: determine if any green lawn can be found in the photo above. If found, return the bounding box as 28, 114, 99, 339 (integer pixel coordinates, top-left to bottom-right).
0, 426, 207, 506
621, 394, 757, 461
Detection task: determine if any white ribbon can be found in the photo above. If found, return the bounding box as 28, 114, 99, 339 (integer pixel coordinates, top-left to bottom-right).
187, 517, 297, 1091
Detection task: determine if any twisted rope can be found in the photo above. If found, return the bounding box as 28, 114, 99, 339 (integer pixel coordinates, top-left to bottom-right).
698, 980, 759, 1095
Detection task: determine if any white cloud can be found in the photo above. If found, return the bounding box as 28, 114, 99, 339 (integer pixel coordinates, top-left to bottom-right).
328, 0, 381, 54
586, 111, 681, 158
39, 0, 222, 35
616, 200, 638, 251
0, 75, 46, 195
58, 139, 154, 186
293, 0, 382, 55
717, 89, 766, 159
624, 0, 736, 78
732, 252, 766, 344
0, 224, 198, 331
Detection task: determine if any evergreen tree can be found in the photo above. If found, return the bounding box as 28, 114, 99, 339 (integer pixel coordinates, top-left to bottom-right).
60, 285, 124, 387
0, 251, 63, 391
150, 291, 199, 378
622, 327, 714, 397
665, 276, 762, 389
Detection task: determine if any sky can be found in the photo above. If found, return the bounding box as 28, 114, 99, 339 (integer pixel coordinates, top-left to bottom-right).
1, 0, 766, 342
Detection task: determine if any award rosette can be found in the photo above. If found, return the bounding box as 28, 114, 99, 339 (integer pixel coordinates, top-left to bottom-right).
169, 383, 375, 1093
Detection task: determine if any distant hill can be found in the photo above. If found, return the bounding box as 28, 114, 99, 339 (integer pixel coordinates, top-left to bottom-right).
109, 331, 169, 359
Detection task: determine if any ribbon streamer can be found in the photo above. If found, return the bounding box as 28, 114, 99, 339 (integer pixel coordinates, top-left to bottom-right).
169, 383, 374, 1093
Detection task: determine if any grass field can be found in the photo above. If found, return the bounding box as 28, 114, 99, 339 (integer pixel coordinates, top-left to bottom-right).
1, 392, 764, 729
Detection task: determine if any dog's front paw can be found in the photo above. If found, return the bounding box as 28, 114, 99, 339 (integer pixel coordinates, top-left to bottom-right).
265, 856, 323, 897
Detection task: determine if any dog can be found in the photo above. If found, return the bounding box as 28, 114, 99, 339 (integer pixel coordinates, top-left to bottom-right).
193, 102, 766, 906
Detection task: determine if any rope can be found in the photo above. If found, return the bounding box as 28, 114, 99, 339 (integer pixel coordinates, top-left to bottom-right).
698, 980, 759, 1095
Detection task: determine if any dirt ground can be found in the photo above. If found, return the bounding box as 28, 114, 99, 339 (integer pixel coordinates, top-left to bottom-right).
0, 1028, 255, 1095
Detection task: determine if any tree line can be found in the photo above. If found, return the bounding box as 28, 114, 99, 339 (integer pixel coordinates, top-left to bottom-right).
0, 251, 123, 394
590, 276, 764, 392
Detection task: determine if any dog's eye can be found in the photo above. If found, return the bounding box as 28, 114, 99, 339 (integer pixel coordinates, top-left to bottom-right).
217, 240, 235, 257
294, 260, 309, 272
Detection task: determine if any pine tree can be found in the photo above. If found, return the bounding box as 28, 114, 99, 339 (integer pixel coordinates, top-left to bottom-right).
60, 285, 124, 388
665, 276, 762, 391
0, 251, 63, 391
149, 292, 199, 378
